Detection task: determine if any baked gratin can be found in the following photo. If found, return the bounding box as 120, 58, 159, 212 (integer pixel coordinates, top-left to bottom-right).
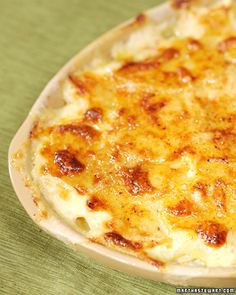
22, 0, 236, 268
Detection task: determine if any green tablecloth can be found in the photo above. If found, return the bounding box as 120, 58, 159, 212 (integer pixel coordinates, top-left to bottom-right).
0, 0, 179, 293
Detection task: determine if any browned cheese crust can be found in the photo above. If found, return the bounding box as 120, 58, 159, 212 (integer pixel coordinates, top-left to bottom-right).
30, 1, 236, 265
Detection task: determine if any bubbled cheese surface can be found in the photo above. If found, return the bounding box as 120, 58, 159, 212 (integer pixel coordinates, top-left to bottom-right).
30, 0, 236, 267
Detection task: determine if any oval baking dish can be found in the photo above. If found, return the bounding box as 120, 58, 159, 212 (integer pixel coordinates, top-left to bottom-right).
8, 0, 236, 287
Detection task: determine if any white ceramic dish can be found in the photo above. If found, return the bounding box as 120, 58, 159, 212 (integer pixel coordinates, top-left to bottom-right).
8, 1, 236, 287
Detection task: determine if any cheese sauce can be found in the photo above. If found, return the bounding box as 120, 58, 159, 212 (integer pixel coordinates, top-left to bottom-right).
30, 0, 236, 267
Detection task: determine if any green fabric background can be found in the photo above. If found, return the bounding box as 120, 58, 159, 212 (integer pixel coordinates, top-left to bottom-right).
0, 0, 181, 294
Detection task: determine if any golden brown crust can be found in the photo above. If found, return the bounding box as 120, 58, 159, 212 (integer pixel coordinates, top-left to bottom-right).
87, 195, 106, 211
30, 2, 236, 265
84, 107, 103, 123
195, 221, 228, 248
104, 232, 142, 250
54, 150, 85, 176
120, 165, 154, 195
168, 199, 195, 216
140, 93, 166, 124
218, 36, 236, 53
187, 38, 202, 51
56, 124, 99, 141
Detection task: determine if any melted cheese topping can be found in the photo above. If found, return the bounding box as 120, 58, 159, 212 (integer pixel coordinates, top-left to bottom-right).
30, 0, 236, 267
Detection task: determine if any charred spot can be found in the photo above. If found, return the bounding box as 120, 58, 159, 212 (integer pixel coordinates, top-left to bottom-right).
104, 232, 142, 250
141, 98, 166, 114
212, 128, 236, 147
74, 185, 87, 195
139, 253, 164, 268
54, 150, 85, 175
140, 93, 165, 123
118, 59, 160, 73
87, 195, 105, 211
56, 124, 99, 141
188, 38, 202, 51
177, 67, 194, 83
93, 173, 103, 184
84, 107, 103, 123
227, 114, 236, 123
195, 221, 228, 248
135, 13, 146, 24
169, 145, 195, 160
69, 74, 87, 96
158, 48, 179, 63
119, 108, 127, 116
171, 0, 194, 9
168, 199, 194, 216
29, 122, 40, 139
217, 36, 236, 53
148, 258, 165, 268
120, 165, 154, 195
207, 156, 229, 164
